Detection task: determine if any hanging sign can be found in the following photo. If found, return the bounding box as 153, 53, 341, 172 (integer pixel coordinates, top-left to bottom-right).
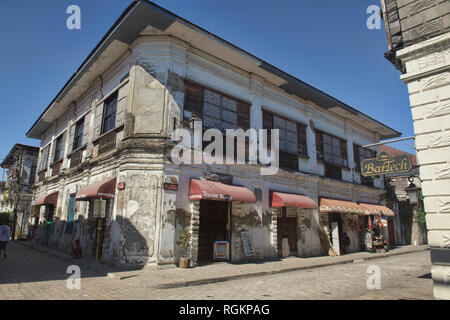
361, 152, 412, 177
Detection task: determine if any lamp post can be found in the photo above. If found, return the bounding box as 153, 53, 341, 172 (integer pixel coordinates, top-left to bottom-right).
405, 176, 422, 246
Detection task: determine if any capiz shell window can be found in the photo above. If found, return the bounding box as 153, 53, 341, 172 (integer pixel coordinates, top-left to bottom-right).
184, 81, 250, 131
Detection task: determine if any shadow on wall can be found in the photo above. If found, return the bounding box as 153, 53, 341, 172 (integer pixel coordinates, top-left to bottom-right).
27, 213, 149, 270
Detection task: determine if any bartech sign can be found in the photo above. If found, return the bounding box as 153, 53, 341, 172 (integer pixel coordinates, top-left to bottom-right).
361, 152, 412, 177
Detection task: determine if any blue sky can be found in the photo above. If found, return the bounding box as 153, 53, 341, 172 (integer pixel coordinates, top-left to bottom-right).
0, 0, 415, 163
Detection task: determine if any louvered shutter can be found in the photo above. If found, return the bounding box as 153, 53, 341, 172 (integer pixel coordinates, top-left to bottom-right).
69, 123, 76, 152
82, 112, 91, 145
94, 102, 104, 138
116, 84, 128, 127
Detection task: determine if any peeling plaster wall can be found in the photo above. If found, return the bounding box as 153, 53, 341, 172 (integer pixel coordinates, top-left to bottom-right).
31, 36, 389, 267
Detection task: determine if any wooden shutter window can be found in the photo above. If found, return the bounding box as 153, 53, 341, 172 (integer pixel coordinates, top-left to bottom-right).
38, 145, 50, 172
81, 112, 90, 146
102, 92, 118, 134
72, 117, 84, 151
184, 82, 203, 119
53, 134, 65, 163
315, 131, 324, 161
297, 124, 307, 157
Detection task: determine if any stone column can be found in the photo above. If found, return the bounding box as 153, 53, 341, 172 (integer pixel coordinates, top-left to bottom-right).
396, 33, 450, 299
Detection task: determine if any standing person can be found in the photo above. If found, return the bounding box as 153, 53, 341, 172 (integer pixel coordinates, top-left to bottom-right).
0, 219, 11, 258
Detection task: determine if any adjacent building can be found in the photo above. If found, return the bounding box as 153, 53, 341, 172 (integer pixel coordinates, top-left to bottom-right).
380, 145, 425, 246
0, 144, 39, 238
380, 0, 450, 299
27, 1, 400, 267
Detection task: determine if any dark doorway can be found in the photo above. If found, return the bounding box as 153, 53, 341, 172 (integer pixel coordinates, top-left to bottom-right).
44, 205, 55, 247
277, 208, 298, 256
198, 200, 229, 264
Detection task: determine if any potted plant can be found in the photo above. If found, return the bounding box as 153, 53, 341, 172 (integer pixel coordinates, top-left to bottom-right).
177, 230, 191, 268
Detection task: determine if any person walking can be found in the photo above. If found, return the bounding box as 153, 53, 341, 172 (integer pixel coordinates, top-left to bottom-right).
0, 219, 11, 258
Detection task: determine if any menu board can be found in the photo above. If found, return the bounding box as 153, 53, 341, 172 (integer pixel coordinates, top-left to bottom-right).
214, 241, 230, 260
241, 231, 255, 257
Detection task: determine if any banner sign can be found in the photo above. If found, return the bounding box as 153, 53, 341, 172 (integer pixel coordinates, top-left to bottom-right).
361, 152, 412, 177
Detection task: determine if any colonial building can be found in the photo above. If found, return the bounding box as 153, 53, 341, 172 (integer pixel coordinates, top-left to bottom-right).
380, 0, 450, 299
0, 144, 39, 238
27, 0, 399, 267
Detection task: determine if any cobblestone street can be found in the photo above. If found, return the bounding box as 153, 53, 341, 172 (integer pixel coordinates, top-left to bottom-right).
0, 241, 434, 300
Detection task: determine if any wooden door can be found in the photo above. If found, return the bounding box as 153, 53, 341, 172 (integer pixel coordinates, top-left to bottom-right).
277, 208, 298, 255
198, 200, 229, 262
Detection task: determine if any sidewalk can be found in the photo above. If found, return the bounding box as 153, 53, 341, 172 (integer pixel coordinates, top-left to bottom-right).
19, 241, 429, 289
20, 241, 428, 289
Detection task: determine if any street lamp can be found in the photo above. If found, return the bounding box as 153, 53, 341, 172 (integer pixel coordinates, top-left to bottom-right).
405, 176, 420, 206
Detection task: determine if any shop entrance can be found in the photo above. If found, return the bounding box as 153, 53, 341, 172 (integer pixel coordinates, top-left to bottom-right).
328, 213, 343, 255
198, 200, 229, 264
277, 208, 298, 256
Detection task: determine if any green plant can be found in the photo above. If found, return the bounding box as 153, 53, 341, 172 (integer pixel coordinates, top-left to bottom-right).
177, 230, 191, 258
416, 208, 426, 225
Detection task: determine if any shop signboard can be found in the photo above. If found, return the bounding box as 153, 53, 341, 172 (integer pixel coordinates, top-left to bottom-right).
361, 152, 412, 177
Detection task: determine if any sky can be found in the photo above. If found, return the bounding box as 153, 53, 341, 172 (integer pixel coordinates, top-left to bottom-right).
0, 0, 416, 163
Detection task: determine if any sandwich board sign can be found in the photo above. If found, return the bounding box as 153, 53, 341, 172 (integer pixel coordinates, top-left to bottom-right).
241, 231, 255, 257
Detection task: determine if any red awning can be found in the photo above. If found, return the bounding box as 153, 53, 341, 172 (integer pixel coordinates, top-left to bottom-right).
270, 191, 318, 209
75, 178, 117, 200
189, 179, 256, 203
319, 198, 367, 215
33, 191, 58, 206
359, 203, 395, 217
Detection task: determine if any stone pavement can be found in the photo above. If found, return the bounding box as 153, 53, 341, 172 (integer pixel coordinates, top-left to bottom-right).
110, 244, 430, 288
16, 241, 430, 289
0, 241, 433, 300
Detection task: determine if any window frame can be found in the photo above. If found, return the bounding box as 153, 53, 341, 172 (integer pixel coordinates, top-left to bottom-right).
315, 130, 348, 168
101, 91, 118, 134
53, 134, 64, 164
183, 80, 251, 132
353, 143, 377, 187
262, 110, 308, 158
72, 117, 85, 151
